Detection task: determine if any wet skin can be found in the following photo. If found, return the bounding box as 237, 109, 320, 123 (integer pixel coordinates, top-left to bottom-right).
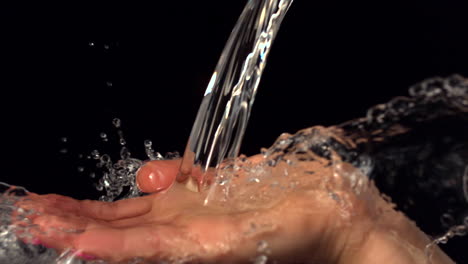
15, 157, 454, 264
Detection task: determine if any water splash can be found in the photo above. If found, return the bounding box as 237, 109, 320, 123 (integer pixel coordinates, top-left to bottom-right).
0, 76, 467, 263
202, 76, 468, 237
178, 0, 294, 200
144, 140, 164, 161
90, 119, 167, 201
87, 118, 180, 201
0, 183, 61, 264
425, 222, 467, 264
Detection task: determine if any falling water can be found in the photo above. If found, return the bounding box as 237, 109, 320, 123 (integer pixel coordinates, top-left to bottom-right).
177, 0, 294, 199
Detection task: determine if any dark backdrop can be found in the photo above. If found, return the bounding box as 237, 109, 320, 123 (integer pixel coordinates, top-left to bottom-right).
1, 1, 467, 260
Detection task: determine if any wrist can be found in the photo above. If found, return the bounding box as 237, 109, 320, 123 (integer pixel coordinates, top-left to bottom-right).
340, 206, 454, 264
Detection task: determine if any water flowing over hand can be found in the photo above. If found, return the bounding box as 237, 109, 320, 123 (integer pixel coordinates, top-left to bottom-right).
14, 157, 454, 264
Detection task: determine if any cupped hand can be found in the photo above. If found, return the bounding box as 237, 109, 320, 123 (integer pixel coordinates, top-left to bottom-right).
14, 158, 454, 264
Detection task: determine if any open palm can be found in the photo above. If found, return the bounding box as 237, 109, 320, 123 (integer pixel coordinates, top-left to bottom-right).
15, 159, 453, 264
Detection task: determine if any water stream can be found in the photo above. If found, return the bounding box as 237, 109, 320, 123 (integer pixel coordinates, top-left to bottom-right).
177, 0, 293, 201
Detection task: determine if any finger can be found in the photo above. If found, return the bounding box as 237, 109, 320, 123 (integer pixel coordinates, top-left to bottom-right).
19, 193, 152, 222
79, 197, 152, 221
20, 193, 91, 217
13, 193, 78, 226
136, 159, 180, 193
73, 225, 171, 262
29, 214, 89, 251
38, 194, 81, 214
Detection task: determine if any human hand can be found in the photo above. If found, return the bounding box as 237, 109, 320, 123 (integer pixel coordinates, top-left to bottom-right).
15, 157, 454, 263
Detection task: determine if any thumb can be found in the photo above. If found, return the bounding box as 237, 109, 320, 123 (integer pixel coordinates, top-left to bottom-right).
136, 159, 180, 193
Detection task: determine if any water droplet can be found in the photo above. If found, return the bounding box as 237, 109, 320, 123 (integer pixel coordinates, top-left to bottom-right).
103, 44, 110, 50
367, 104, 388, 124
106, 81, 113, 87
437, 236, 448, 244
120, 147, 131, 160
143, 140, 163, 160
260, 148, 268, 156
144, 140, 152, 147
253, 255, 267, 264
112, 118, 121, 128
77, 166, 84, 172
89, 172, 96, 178
88, 42, 95, 47
91, 150, 100, 160
440, 213, 454, 227
454, 226, 467, 236
59, 148, 68, 154
218, 178, 230, 186
388, 97, 413, 114
257, 240, 269, 253
248, 177, 260, 183
100, 154, 111, 164
117, 130, 126, 145
100, 132, 108, 142
60, 137, 68, 143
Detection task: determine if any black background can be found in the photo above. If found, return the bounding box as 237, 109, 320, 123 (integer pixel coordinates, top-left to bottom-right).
1, 0, 467, 261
